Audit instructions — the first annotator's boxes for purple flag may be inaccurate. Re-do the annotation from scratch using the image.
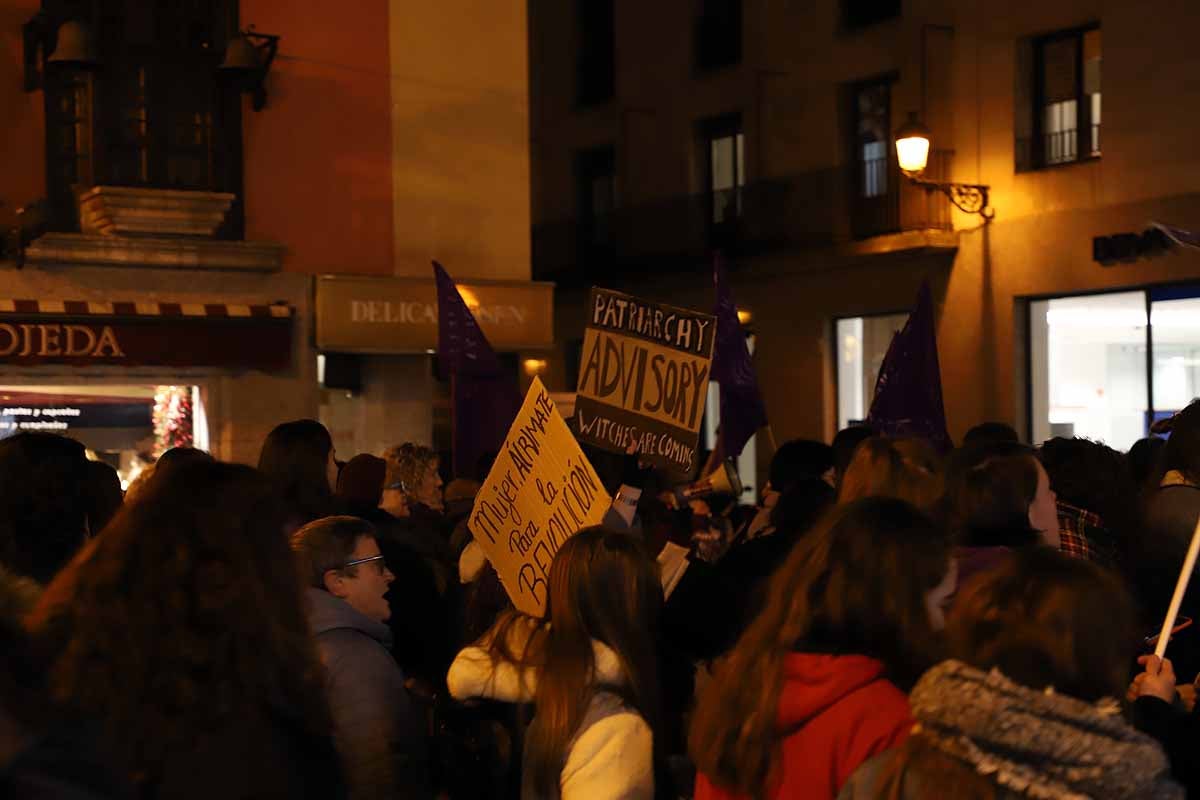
[866,282,951,451]
[711,256,768,458]
[433,261,520,477]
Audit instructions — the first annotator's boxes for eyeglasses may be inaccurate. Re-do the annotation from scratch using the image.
[343,554,387,571]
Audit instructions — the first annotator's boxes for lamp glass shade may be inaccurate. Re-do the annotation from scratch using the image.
[219,34,260,73]
[47,20,98,67]
[896,134,930,174]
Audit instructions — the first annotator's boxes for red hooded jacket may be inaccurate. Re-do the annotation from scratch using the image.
[695,653,912,799]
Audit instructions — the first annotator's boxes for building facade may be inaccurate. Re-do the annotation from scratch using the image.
[0,0,543,479]
[530,0,1200,461]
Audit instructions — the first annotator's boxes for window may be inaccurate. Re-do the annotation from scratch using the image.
[576,0,614,106]
[1028,286,1200,450]
[43,1,242,233]
[843,0,901,30]
[836,312,910,429]
[574,146,616,248]
[1017,26,1100,170]
[701,115,744,226]
[855,80,891,198]
[696,0,742,71]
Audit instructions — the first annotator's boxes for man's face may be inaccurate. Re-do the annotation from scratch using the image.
[335,536,394,622]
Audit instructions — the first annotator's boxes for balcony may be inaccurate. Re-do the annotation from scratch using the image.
[533,150,955,282]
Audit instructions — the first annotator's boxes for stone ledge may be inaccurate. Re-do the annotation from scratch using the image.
[78,186,236,238]
[837,228,960,258]
[25,233,285,272]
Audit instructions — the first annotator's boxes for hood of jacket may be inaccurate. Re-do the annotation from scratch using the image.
[911,660,1182,800]
[305,587,393,650]
[448,624,628,705]
[775,653,893,734]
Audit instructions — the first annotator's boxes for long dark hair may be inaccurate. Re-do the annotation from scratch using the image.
[487,527,662,800]
[689,498,951,797]
[258,419,336,524]
[949,547,1137,702]
[26,461,334,781]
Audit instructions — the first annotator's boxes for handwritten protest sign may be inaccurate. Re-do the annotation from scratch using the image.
[468,377,611,617]
[575,288,716,478]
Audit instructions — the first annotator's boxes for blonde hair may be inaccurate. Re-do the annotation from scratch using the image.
[837,437,944,511]
[382,443,437,499]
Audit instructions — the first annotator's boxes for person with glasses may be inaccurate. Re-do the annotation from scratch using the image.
[292,516,432,800]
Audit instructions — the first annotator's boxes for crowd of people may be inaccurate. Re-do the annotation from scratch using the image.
[3,400,1200,799]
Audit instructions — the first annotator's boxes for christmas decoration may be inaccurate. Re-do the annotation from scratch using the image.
[153,386,193,455]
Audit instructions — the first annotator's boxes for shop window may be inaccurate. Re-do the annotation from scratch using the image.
[42,0,243,234]
[701,114,744,227]
[1028,287,1200,450]
[574,146,617,249]
[843,0,900,30]
[1016,26,1100,171]
[696,0,742,72]
[836,312,909,430]
[576,0,615,106]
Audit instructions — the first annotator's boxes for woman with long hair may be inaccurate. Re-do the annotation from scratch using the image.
[258,419,339,528]
[841,548,1181,799]
[837,436,944,511]
[690,497,955,799]
[447,526,663,799]
[24,460,343,798]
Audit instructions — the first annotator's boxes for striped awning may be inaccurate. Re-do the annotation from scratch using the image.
[0,300,292,319]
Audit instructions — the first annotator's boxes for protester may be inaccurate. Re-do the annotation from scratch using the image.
[831,424,877,489]
[1130,435,1168,493]
[448,526,662,799]
[336,454,391,523]
[82,459,123,536]
[944,443,1058,588]
[741,439,833,542]
[0,432,90,585]
[962,421,1020,447]
[258,419,340,528]
[690,497,955,799]
[1039,436,1129,567]
[841,548,1182,799]
[24,460,344,798]
[1132,400,1200,684]
[1132,653,1200,796]
[382,442,445,517]
[292,515,431,800]
[837,436,943,511]
[151,445,214,485]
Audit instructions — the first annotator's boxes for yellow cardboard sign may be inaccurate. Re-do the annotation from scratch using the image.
[468,377,611,616]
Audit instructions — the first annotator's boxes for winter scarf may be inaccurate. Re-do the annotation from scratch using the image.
[910,660,1182,800]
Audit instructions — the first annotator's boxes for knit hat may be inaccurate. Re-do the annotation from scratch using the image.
[336,454,387,508]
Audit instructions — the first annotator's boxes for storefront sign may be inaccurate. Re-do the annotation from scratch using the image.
[574,288,716,478]
[468,377,610,617]
[0,301,293,369]
[316,276,554,353]
[0,401,152,435]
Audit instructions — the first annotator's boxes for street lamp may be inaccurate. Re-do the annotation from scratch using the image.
[894,113,994,220]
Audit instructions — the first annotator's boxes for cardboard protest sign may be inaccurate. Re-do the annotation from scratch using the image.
[575,288,716,478]
[468,377,611,617]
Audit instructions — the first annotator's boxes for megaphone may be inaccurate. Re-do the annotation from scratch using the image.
[675,460,743,505]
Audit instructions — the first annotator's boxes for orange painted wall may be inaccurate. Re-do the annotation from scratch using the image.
[0,1,48,229]
[240,0,394,276]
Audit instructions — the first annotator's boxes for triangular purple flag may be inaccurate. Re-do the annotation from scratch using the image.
[866,282,951,451]
[711,255,768,458]
[433,261,520,477]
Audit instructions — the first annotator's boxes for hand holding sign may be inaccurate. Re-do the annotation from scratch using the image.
[468,377,611,617]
